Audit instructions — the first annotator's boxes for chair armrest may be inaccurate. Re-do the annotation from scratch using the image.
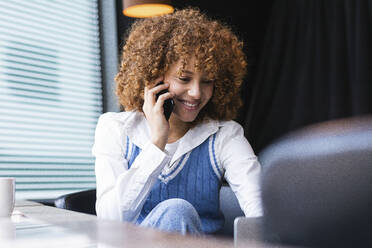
[54,189,96,215]
[234,216,264,246]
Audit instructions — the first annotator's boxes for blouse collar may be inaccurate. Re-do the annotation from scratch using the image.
[124,111,220,163]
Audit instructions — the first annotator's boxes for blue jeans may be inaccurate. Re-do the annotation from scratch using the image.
[139,198,202,235]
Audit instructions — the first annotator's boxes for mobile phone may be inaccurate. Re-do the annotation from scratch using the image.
[155,82,174,121]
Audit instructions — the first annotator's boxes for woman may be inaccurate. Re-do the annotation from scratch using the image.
[93,8,262,235]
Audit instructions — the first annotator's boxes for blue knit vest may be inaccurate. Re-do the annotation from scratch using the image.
[124,134,224,234]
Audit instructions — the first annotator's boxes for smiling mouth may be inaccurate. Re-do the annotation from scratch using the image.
[179,100,200,110]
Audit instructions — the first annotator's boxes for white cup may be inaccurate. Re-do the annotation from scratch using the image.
[0,178,15,218]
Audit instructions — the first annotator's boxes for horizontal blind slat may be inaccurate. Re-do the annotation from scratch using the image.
[16,190,95,200]
[0,131,94,143]
[0,42,101,69]
[0,106,100,124]
[0,90,102,107]
[0,164,94,170]
[1,143,92,153]
[0,109,100,124]
[0,83,102,102]
[0,157,95,163]
[0,118,97,132]
[0,137,94,147]
[0,93,102,112]
[16,184,96,190]
[1,171,95,176]
[0,65,101,84]
[1,55,101,78]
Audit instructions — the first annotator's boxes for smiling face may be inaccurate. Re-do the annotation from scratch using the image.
[164,57,214,123]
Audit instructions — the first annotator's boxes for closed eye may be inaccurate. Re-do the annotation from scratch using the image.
[179,77,191,82]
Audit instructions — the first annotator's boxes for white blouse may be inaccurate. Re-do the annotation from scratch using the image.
[92,111,263,222]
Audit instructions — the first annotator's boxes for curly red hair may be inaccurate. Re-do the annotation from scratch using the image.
[115,8,247,123]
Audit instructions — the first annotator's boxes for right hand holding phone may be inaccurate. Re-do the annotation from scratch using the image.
[143,78,174,151]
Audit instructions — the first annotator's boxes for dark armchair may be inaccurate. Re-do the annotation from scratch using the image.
[258,115,372,247]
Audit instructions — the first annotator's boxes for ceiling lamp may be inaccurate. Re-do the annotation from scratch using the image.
[123,0,174,18]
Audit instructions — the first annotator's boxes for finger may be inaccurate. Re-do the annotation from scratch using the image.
[153,77,164,86]
[148,82,170,97]
[154,92,174,108]
[144,86,151,102]
[144,86,158,108]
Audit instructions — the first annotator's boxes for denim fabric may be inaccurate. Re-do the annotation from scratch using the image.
[139,198,202,235]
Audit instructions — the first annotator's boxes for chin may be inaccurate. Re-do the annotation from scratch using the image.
[173,112,198,123]
[179,116,197,123]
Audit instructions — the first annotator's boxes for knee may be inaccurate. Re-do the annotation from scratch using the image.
[143,198,202,234]
[157,198,198,218]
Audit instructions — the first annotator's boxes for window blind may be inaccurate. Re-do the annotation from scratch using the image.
[0,0,102,199]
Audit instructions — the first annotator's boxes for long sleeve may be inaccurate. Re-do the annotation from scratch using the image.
[217,122,263,217]
[92,113,171,222]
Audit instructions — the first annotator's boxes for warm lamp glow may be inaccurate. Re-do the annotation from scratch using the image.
[123,0,174,18]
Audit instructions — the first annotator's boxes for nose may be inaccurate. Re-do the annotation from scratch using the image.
[187,81,201,99]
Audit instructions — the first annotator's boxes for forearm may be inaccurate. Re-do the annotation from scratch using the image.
[95,142,171,222]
